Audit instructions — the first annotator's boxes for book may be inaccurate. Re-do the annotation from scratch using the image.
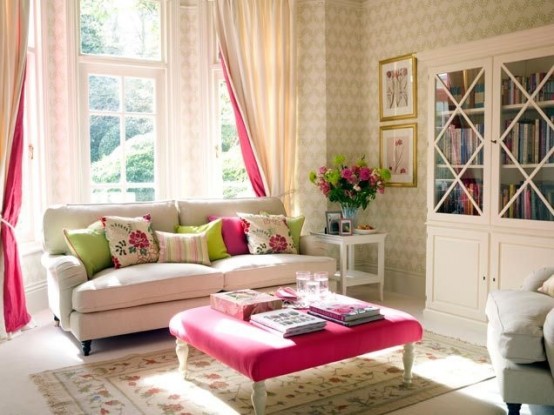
[210,289,283,321]
[250,319,325,337]
[249,309,326,335]
[307,310,385,327]
[308,295,380,321]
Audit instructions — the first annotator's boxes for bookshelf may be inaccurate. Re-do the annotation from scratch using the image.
[419,25,554,329]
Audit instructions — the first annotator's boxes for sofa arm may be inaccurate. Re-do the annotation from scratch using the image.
[545,309,554,380]
[41,253,87,330]
[520,267,554,292]
[299,235,330,256]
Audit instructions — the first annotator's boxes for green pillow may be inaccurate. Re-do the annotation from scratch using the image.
[286,216,305,251]
[175,218,230,261]
[63,228,113,278]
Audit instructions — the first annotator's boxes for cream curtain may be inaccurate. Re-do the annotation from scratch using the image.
[0,0,30,340]
[212,0,297,212]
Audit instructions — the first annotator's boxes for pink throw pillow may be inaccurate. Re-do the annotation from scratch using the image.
[208,215,249,256]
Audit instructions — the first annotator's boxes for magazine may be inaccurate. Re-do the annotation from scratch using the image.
[250,309,326,335]
[308,295,380,321]
[307,310,385,326]
[250,319,325,337]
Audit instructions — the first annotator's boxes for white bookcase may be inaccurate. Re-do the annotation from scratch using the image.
[418,25,554,328]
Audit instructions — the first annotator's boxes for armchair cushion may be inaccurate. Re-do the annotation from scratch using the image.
[544,309,554,379]
[520,266,554,291]
[486,289,554,364]
[538,275,554,297]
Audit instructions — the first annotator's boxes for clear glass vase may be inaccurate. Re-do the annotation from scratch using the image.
[340,205,359,229]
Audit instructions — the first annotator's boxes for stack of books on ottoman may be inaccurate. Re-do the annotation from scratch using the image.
[250,309,327,337]
[307,294,384,326]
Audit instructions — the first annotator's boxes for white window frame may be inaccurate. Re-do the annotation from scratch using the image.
[17,0,46,247]
[78,62,166,202]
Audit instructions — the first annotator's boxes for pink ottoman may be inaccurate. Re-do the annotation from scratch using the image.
[169,305,422,415]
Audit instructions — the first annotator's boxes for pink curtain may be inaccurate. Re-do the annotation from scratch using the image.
[220,53,266,197]
[2,74,30,333]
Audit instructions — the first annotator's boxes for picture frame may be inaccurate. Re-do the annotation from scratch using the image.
[380,123,417,187]
[339,219,352,236]
[325,211,342,235]
[379,54,417,121]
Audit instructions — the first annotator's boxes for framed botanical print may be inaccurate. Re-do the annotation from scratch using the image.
[380,123,417,187]
[379,54,417,121]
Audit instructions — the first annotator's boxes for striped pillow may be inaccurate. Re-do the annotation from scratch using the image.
[155,231,211,265]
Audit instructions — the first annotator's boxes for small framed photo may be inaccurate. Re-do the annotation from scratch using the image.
[379,53,417,121]
[339,219,352,236]
[325,211,341,235]
[380,123,417,187]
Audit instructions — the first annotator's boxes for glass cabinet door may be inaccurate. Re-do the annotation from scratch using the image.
[497,54,554,222]
[432,67,487,217]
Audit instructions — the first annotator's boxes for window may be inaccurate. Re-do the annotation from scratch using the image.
[79,0,163,202]
[216,77,254,198]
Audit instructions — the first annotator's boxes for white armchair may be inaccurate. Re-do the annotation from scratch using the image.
[485,267,554,415]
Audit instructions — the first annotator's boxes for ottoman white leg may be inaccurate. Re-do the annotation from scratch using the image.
[402,342,415,385]
[175,339,189,379]
[251,380,267,415]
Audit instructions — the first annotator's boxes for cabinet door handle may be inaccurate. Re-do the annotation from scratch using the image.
[482,276,486,281]
[491,140,497,144]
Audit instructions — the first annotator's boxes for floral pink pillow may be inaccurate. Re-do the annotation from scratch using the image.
[237,213,297,255]
[101,214,159,268]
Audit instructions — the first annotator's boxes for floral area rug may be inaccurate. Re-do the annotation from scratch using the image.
[31,331,494,415]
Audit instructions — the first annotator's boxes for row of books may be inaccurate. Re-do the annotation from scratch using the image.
[500,182,554,221]
[435,179,483,216]
[438,124,484,166]
[502,116,554,165]
[501,73,554,105]
[446,83,485,109]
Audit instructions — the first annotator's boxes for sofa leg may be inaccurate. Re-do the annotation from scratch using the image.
[507,403,521,415]
[81,340,92,356]
[53,315,60,327]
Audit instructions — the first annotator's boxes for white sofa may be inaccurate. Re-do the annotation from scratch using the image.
[485,267,554,415]
[42,197,336,355]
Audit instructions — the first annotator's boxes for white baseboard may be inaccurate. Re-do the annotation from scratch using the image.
[25,280,48,314]
[423,308,487,346]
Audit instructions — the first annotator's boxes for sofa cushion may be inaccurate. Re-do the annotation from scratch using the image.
[486,289,554,364]
[213,254,336,291]
[102,214,159,268]
[43,200,179,255]
[521,267,554,291]
[72,263,224,313]
[260,211,305,251]
[63,228,113,278]
[538,274,554,297]
[175,218,230,261]
[156,231,211,265]
[208,215,249,256]
[177,197,287,226]
[238,213,297,254]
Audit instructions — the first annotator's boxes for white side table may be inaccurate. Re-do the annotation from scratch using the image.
[310,232,387,300]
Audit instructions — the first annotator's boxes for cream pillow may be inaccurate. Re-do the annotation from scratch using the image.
[538,274,554,297]
[237,212,296,255]
[102,214,159,268]
[156,231,211,265]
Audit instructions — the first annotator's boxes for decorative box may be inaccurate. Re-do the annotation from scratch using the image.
[210,289,283,321]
